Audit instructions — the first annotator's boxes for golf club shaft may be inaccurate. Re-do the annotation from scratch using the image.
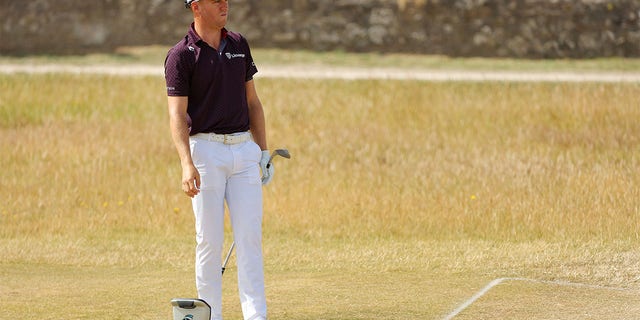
[222,148,290,275]
[222,157,271,274]
[267,153,277,167]
[221,242,235,275]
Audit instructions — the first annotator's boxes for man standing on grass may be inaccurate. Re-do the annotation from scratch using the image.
[164,0,271,319]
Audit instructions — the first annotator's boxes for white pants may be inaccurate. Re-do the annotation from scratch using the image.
[189,136,267,320]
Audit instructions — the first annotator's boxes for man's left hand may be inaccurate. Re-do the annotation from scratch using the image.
[260,150,274,185]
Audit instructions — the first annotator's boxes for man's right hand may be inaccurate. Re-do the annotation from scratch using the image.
[182,164,201,198]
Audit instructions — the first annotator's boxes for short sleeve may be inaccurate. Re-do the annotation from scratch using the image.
[164,47,193,96]
[242,38,258,81]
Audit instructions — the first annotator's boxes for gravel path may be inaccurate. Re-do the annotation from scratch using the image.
[1,63,639,82]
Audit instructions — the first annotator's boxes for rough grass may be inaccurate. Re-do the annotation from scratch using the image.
[1,73,639,319]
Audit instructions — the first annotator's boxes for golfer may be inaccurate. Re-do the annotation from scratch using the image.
[164,0,271,319]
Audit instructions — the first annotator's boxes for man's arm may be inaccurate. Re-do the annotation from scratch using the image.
[246,79,274,185]
[246,79,268,151]
[167,96,200,198]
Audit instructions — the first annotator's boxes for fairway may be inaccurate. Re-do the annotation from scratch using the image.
[1,67,639,319]
[448,278,640,319]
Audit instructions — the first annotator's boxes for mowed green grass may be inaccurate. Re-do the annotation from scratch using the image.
[455,279,640,320]
[1,72,639,319]
[3,46,640,72]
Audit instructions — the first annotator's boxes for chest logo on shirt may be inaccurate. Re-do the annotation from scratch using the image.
[225,53,246,59]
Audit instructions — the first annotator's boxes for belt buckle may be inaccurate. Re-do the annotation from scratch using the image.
[223,134,230,144]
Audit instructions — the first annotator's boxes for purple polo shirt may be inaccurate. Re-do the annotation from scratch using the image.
[165,24,258,135]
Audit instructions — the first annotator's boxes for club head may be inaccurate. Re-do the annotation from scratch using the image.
[273,148,291,159]
[267,149,291,167]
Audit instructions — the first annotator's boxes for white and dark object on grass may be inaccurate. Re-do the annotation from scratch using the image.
[171,298,211,320]
[222,148,291,275]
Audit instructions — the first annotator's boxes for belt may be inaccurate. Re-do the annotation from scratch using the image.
[192,131,252,145]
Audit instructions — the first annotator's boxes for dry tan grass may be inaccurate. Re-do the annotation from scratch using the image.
[262,79,640,242]
[1,73,639,319]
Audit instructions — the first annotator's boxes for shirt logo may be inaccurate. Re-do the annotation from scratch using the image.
[225,53,245,59]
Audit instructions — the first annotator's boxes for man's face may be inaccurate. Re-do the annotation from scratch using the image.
[195,0,228,28]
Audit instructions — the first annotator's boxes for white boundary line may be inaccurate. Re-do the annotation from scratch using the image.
[442,277,632,320]
[1,64,640,82]
[258,66,640,83]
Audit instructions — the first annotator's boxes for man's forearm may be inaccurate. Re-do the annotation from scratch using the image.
[170,114,193,167]
[249,105,267,150]
[167,96,193,167]
[246,80,268,150]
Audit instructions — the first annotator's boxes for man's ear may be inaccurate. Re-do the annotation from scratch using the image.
[191,2,200,15]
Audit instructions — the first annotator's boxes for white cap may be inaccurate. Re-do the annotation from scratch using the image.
[184,0,198,8]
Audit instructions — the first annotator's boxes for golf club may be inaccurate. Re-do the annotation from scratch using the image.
[221,242,235,275]
[267,148,290,168]
[221,148,291,275]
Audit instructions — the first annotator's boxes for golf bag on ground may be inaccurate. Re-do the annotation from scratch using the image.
[171,298,211,320]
